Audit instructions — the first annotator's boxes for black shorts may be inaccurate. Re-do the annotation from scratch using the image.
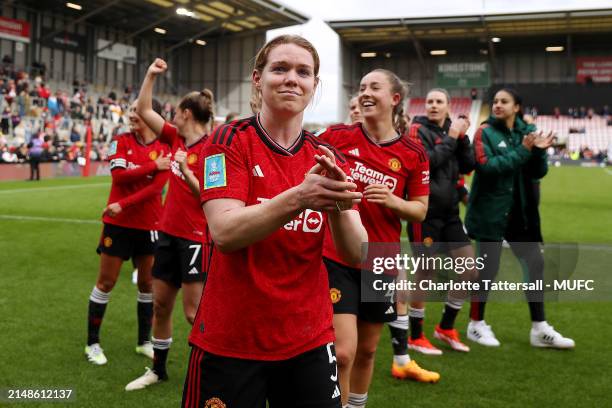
[152,232,208,288]
[182,343,341,408]
[408,214,471,256]
[325,258,396,323]
[96,223,158,260]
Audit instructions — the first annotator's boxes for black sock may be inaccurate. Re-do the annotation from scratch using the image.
[408,307,425,340]
[87,287,110,345]
[528,302,546,322]
[388,315,408,356]
[137,292,153,345]
[152,337,172,379]
[470,300,486,321]
[440,303,461,330]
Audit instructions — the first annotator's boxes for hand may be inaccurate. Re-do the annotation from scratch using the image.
[147,58,167,76]
[103,202,122,218]
[296,174,362,212]
[364,183,397,209]
[449,116,470,139]
[155,153,171,170]
[533,130,554,149]
[174,149,188,170]
[522,133,536,151]
[308,145,348,182]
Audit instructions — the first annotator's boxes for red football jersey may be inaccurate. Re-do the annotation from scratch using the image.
[104,132,169,230]
[191,115,349,361]
[158,122,208,242]
[319,123,430,266]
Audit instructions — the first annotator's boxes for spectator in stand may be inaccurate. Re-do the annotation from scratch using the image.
[470,88,478,100]
[587,107,595,120]
[70,124,81,143]
[578,106,587,118]
[27,132,44,181]
[1,106,10,135]
[38,82,51,100]
[602,105,610,118]
[553,107,561,119]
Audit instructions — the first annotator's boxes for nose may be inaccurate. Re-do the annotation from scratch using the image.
[284,69,298,85]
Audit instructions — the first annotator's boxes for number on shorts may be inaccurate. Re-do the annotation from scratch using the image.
[326,342,338,382]
[188,244,201,266]
[150,230,159,243]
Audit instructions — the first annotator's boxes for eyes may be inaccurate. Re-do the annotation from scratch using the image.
[270,64,312,77]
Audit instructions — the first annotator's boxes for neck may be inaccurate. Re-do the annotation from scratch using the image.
[505,115,516,130]
[182,121,206,145]
[363,117,397,142]
[435,117,445,128]
[136,127,157,144]
[259,105,304,148]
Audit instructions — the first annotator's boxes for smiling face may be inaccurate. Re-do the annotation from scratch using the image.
[128,100,144,134]
[492,90,520,121]
[426,90,450,124]
[252,43,318,117]
[349,96,363,123]
[358,71,400,123]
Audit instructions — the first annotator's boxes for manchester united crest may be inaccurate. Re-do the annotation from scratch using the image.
[188,153,198,165]
[103,237,113,248]
[204,397,226,408]
[423,237,434,247]
[330,288,342,304]
[388,158,402,172]
[149,151,159,160]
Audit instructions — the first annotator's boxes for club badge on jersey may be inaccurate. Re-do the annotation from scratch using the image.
[108,141,117,156]
[204,153,226,189]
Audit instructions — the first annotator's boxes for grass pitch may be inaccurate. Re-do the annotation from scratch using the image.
[1,166,610,407]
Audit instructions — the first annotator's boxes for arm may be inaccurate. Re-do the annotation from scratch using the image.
[117,170,169,210]
[327,209,368,265]
[473,126,531,175]
[175,149,200,197]
[412,124,457,170]
[364,185,429,222]
[136,59,167,137]
[456,134,476,174]
[203,174,361,253]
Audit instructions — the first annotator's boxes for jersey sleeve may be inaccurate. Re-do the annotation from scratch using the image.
[108,136,127,170]
[160,121,179,146]
[200,126,249,204]
[406,155,430,198]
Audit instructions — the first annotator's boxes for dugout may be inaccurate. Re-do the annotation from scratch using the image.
[327,9,612,118]
[1,0,307,115]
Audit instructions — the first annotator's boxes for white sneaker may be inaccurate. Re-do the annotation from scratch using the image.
[125,368,162,391]
[135,341,154,359]
[530,322,575,349]
[85,343,108,365]
[467,320,501,347]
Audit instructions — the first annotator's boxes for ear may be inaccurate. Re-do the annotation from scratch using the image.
[252,70,261,91]
[392,92,401,109]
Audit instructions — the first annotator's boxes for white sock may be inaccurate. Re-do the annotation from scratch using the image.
[347,392,368,408]
[532,321,547,330]
[389,314,408,330]
[393,354,410,365]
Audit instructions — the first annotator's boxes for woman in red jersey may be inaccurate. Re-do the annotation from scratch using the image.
[318,69,439,407]
[182,35,367,408]
[85,99,170,366]
[125,59,215,390]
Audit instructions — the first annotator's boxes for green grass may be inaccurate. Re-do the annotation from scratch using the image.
[1,167,611,407]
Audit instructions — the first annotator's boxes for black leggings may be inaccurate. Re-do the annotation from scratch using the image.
[471,236,545,322]
[30,157,41,180]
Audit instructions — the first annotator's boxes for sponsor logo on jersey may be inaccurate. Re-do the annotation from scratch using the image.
[348,148,360,157]
[257,198,323,233]
[108,141,117,156]
[423,236,434,247]
[421,170,430,184]
[385,306,395,315]
[388,158,402,172]
[332,385,341,399]
[149,151,159,160]
[204,154,226,189]
[351,161,398,192]
[498,140,507,148]
[188,267,199,275]
[204,397,226,408]
[170,161,186,181]
[187,153,198,165]
[127,149,132,155]
[330,288,342,304]
[103,237,113,248]
[252,164,264,177]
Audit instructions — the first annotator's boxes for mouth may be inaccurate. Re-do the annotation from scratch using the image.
[279,90,301,96]
[361,100,375,108]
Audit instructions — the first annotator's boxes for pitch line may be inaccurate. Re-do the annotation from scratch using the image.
[0,214,99,224]
[0,182,108,194]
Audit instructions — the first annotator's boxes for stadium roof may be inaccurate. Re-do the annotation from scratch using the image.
[328,9,612,45]
[20,0,308,50]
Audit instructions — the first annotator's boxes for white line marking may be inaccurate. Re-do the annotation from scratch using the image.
[0,182,108,194]
[0,214,99,224]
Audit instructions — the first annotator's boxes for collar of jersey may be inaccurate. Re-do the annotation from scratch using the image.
[359,122,402,147]
[254,114,305,156]
[185,133,208,149]
[132,132,157,147]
